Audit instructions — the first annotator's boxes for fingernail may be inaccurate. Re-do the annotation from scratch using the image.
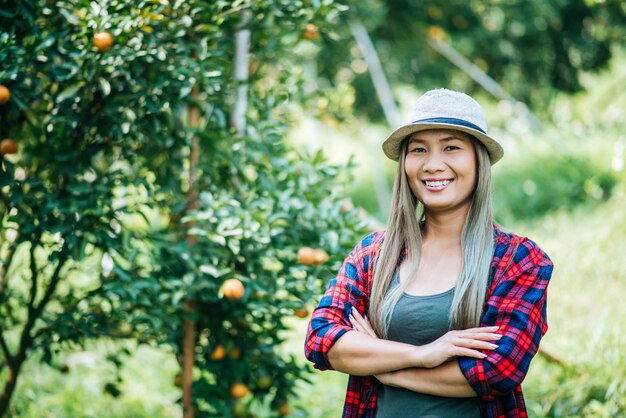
[490,326,499,330]
[495,334,503,339]
[481,353,488,358]
[490,344,499,349]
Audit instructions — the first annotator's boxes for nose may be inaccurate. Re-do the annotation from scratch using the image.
[422,150,446,172]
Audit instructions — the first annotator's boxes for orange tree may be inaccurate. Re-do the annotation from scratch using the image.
[0,1,366,416]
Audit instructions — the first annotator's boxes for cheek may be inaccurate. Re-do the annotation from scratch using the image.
[404,158,419,177]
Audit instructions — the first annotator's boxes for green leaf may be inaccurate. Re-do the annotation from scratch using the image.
[56,83,83,103]
[59,8,80,26]
[98,77,111,96]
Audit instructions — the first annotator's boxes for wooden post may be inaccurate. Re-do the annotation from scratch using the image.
[427,37,544,133]
[348,18,394,218]
[231,11,251,138]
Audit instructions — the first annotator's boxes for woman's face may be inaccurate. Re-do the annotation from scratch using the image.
[404,129,477,215]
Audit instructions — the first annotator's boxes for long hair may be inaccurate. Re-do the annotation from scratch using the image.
[368,135,494,337]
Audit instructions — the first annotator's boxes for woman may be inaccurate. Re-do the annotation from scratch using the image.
[305,89,553,418]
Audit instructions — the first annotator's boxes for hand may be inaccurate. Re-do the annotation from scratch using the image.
[349,308,378,339]
[417,326,502,368]
[374,371,394,386]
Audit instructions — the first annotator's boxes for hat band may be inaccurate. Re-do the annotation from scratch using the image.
[411,117,487,135]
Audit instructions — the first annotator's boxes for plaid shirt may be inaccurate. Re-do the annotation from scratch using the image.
[305,226,553,418]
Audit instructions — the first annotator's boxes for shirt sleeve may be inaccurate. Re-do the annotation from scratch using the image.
[304,232,379,371]
[458,239,554,397]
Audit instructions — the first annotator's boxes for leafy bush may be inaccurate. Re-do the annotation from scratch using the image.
[493,153,616,222]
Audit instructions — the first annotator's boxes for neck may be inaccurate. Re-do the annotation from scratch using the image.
[422,205,470,243]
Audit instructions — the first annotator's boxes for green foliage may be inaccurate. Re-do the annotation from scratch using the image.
[315,0,626,120]
[0,0,367,416]
[493,151,616,223]
[7,344,180,417]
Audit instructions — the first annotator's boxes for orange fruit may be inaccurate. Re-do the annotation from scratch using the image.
[297,247,317,265]
[229,346,241,360]
[302,23,319,40]
[294,308,309,318]
[94,31,113,51]
[0,139,18,155]
[427,26,447,41]
[222,278,245,300]
[277,403,291,416]
[256,375,272,390]
[0,85,10,105]
[339,199,354,213]
[298,247,329,265]
[313,249,329,265]
[230,382,250,399]
[211,344,226,360]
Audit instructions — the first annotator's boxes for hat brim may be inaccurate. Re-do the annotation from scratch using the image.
[382,122,504,165]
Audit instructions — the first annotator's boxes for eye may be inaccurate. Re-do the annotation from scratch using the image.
[409,146,426,153]
[444,145,460,151]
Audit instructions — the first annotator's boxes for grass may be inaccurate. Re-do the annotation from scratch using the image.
[5,343,181,418]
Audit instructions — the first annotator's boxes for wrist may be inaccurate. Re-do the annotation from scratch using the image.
[376,370,396,386]
[409,345,427,368]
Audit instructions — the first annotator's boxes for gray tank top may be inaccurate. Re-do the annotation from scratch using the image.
[375,284,481,418]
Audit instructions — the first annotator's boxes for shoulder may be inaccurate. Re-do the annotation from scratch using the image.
[347,230,387,275]
[493,225,553,272]
[354,229,386,255]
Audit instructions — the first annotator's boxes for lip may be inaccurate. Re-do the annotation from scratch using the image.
[422,178,453,192]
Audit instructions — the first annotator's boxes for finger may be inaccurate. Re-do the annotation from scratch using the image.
[456,338,499,351]
[351,314,376,338]
[459,326,500,334]
[361,316,377,337]
[456,330,502,341]
[351,310,368,328]
[352,309,364,320]
[455,347,490,360]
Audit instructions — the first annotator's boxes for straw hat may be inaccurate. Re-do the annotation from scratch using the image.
[382,88,504,164]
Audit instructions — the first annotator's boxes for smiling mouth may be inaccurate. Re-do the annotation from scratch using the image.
[423,179,452,191]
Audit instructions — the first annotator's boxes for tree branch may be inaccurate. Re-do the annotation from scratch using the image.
[0,330,13,367]
[0,189,11,218]
[28,242,39,311]
[0,236,19,298]
[33,245,69,318]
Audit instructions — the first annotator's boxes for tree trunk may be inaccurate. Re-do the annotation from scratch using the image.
[182,85,201,418]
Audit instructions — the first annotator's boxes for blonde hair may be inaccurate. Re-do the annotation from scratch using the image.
[369,134,494,337]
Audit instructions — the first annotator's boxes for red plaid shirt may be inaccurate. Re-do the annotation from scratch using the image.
[305,226,553,418]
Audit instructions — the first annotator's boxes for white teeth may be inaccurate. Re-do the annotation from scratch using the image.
[425,180,451,187]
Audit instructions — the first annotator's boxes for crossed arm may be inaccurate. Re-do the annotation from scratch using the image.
[327,309,501,397]
[304,232,553,400]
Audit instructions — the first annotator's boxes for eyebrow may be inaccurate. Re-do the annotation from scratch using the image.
[408,135,465,144]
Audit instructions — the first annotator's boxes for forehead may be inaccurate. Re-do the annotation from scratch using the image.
[408,129,473,143]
